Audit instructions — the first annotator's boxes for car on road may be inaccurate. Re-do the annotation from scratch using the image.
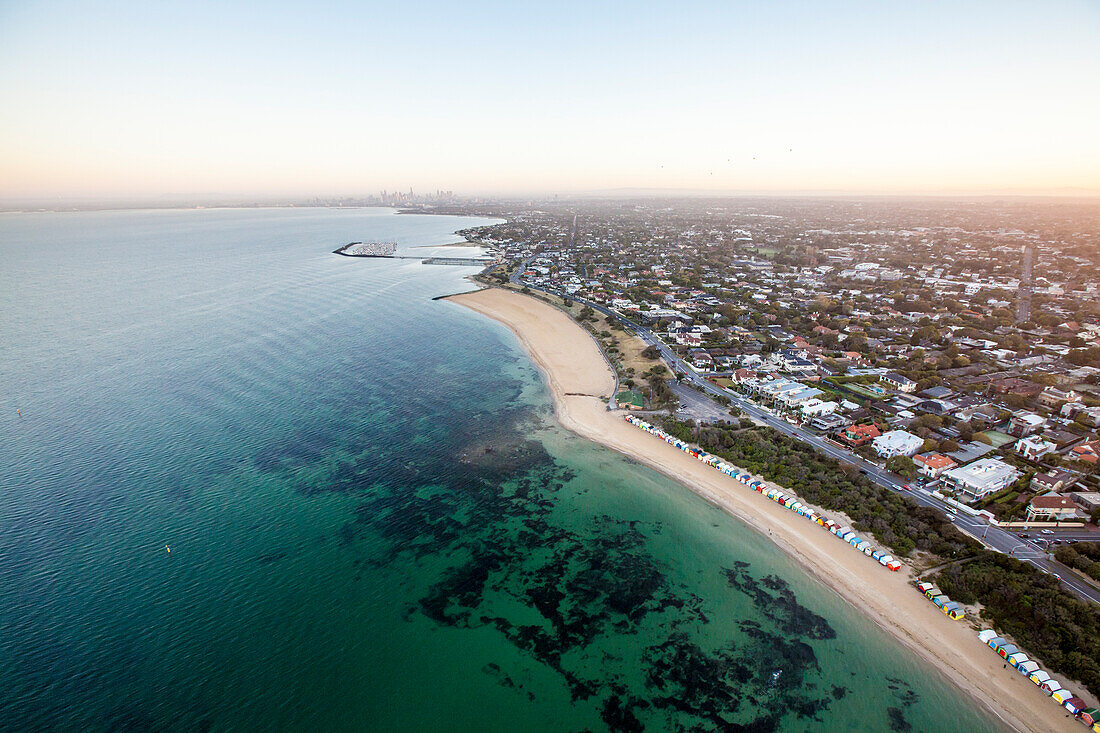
[1041,529,1054,535]
[1018,533,1030,538]
[902,484,912,491]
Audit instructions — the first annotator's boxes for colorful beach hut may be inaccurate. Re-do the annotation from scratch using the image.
[946,606,965,620]
[1041,678,1063,695]
[1016,661,1039,676]
[1006,652,1028,669]
[997,644,1018,659]
[977,629,997,643]
[886,560,902,571]
[1063,698,1087,716]
[1028,670,1050,686]
[932,595,950,608]
[927,587,944,601]
[1051,688,1074,705]
[1078,708,1099,725]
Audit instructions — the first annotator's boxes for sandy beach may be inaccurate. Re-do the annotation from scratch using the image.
[448,285,1079,733]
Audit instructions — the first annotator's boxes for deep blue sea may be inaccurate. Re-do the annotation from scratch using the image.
[0,208,1001,731]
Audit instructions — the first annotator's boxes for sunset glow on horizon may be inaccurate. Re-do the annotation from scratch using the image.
[1,0,1098,200]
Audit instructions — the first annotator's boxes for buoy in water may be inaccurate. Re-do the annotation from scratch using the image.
[165,545,171,553]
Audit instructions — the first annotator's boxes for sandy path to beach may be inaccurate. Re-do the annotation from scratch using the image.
[448,285,1080,733]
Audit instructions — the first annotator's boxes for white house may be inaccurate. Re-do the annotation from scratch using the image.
[1014,435,1056,461]
[872,430,924,459]
[941,458,1021,501]
[799,399,838,417]
[1008,412,1046,437]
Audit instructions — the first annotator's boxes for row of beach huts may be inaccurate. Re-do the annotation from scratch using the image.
[624,416,904,573]
[914,581,967,620]
[623,415,1099,726]
[976,628,1099,727]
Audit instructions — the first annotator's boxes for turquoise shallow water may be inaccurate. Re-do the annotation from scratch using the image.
[0,208,1002,731]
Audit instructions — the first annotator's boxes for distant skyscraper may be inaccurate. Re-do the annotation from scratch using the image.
[1016,244,1034,324]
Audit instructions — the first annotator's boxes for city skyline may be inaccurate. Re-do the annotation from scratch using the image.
[2,0,1099,200]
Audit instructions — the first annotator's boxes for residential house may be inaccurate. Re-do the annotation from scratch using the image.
[1014,435,1056,461]
[1070,439,1099,465]
[1038,386,1080,410]
[881,372,918,393]
[913,453,958,479]
[799,399,837,417]
[1063,403,1100,428]
[1070,492,1100,513]
[1032,469,1077,493]
[777,349,817,375]
[1007,412,1046,438]
[872,430,924,459]
[809,412,848,432]
[840,423,881,447]
[1025,495,1080,522]
[732,368,757,383]
[688,349,713,370]
[941,458,1022,501]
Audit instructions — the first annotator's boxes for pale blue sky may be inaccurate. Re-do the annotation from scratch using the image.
[2,0,1098,197]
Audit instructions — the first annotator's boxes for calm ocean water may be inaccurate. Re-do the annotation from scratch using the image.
[0,208,1001,731]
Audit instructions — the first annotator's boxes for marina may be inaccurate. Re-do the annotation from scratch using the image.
[333,242,492,267]
[333,240,398,257]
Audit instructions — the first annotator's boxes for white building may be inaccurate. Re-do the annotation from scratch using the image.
[799,399,838,417]
[1008,412,1046,437]
[1014,435,1056,461]
[941,458,1022,501]
[872,430,924,459]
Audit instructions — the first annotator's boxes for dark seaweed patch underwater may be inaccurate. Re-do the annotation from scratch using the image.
[260,400,921,732]
[0,209,996,733]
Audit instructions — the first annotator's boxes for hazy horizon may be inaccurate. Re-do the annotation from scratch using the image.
[2,0,1098,199]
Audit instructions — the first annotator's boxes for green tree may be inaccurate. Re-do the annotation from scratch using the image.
[886,455,918,478]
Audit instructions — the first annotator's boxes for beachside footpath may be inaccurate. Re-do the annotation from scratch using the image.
[447,285,1084,733]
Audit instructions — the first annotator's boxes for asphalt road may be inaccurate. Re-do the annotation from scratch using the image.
[506,272,1100,604]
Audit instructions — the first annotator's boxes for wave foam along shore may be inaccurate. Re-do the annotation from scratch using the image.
[446,284,1079,733]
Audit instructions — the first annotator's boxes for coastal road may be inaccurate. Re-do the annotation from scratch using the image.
[514,277,1100,605]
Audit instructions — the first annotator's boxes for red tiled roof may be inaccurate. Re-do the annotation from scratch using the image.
[1029,496,1077,510]
[914,453,956,469]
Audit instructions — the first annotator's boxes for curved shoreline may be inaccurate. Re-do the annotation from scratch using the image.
[446,285,1077,733]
